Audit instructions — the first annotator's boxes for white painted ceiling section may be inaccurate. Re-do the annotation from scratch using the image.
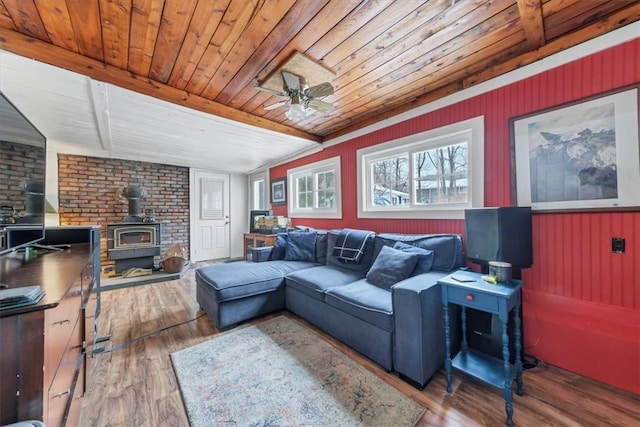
[0,51,319,174]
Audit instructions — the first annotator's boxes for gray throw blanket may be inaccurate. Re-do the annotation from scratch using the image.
[332,229,374,264]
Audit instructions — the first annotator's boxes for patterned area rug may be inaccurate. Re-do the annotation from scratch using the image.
[171,316,425,426]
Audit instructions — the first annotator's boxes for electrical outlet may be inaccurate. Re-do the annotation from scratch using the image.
[611,237,625,253]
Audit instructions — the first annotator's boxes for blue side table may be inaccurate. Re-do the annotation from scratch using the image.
[439,271,523,426]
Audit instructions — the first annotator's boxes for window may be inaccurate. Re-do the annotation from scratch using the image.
[288,156,341,218]
[358,116,484,219]
[250,171,267,210]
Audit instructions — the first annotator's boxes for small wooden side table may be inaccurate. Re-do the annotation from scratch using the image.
[243,233,277,260]
[439,271,523,426]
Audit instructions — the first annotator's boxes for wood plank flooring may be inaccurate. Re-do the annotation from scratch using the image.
[80,264,639,426]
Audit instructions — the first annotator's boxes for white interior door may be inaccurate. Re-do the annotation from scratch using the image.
[190,169,230,261]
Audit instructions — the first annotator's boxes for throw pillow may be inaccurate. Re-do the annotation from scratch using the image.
[270,234,287,260]
[284,231,317,262]
[393,241,435,275]
[366,245,419,290]
[414,235,461,271]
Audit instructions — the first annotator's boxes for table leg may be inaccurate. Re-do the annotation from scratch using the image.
[460,306,468,352]
[514,301,523,396]
[502,318,514,426]
[444,303,452,393]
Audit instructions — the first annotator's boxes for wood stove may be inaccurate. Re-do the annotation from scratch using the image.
[107,222,161,273]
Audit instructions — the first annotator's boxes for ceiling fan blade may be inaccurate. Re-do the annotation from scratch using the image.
[307,99,334,113]
[255,86,287,97]
[306,82,334,98]
[264,100,289,110]
[282,71,300,92]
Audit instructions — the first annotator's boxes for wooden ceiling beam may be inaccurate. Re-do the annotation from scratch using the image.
[544,0,637,42]
[315,24,524,134]
[463,3,640,88]
[324,4,639,139]
[0,28,321,142]
[517,0,546,50]
[294,1,512,129]
[301,5,520,132]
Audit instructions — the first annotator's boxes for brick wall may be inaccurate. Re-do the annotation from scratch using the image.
[57,154,190,267]
[0,141,46,214]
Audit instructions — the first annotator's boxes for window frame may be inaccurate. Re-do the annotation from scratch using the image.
[249,170,268,210]
[357,116,484,219]
[287,156,342,219]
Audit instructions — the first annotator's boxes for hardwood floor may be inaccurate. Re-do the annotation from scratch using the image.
[80,264,639,427]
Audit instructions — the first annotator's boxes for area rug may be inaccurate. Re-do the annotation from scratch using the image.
[170,316,425,426]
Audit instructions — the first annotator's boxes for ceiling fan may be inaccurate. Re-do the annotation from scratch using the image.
[258,71,335,121]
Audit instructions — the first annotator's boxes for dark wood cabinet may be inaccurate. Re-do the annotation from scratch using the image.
[0,226,101,426]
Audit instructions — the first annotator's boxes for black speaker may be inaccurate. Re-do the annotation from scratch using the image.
[465,307,523,364]
[464,207,532,267]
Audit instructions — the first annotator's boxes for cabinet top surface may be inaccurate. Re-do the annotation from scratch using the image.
[0,244,92,317]
[438,272,523,298]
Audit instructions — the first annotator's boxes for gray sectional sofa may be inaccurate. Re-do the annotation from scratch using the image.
[195,228,463,388]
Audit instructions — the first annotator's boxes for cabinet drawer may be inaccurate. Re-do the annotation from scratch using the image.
[447,287,499,312]
[46,320,82,427]
[45,294,82,383]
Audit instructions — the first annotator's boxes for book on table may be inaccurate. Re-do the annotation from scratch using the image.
[0,285,45,310]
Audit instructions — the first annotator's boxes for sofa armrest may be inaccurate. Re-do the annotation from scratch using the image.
[392,272,460,388]
[250,246,273,262]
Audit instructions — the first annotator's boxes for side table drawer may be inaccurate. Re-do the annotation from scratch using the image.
[447,286,499,312]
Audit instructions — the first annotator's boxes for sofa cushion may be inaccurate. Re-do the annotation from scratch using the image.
[315,230,328,264]
[326,229,376,272]
[270,234,287,260]
[195,260,317,302]
[284,231,317,262]
[285,265,365,302]
[374,233,462,272]
[366,245,419,290]
[271,230,328,263]
[393,241,435,275]
[324,279,393,331]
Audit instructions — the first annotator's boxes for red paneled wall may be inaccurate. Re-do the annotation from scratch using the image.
[271,39,640,394]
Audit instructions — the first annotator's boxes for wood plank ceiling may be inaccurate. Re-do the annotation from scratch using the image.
[0,0,638,143]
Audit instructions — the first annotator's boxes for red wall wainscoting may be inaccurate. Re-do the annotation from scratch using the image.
[271,39,640,394]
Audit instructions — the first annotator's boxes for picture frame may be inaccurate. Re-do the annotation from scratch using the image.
[511,85,640,212]
[271,178,287,205]
[249,210,270,233]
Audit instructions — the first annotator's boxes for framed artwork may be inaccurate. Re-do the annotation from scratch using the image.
[271,178,287,205]
[511,85,640,212]
[249,210,270,233]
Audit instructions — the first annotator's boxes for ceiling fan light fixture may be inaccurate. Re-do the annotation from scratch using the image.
[285,103,312,121]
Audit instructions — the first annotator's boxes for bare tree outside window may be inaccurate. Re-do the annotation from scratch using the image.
[414,142,468,204]
[317,171,335,208]
[372,155,410,205]
[297,175,312,208]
